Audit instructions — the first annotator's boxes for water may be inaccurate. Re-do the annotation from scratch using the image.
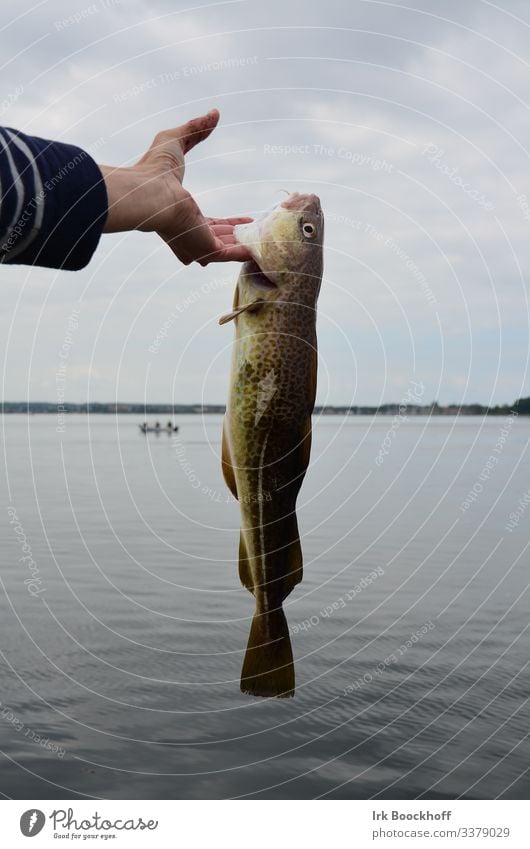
[1,413,528,799]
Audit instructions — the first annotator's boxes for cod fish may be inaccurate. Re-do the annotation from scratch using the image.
[220,192,324,698]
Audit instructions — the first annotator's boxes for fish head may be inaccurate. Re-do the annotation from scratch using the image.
[234,192,324,297]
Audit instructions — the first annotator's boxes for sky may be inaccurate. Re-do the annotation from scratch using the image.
[1,0,529,406]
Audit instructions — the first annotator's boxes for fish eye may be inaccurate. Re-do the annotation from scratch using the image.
[302,222,316,238]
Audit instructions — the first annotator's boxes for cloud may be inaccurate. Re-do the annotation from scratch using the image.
[1,0,529,404]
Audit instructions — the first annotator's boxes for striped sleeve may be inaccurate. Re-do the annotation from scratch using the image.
[0,127,108,270]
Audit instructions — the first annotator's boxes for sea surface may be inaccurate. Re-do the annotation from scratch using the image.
[0,413,528,799]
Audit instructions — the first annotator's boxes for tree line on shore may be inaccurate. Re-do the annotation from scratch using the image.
[1,398,529,415]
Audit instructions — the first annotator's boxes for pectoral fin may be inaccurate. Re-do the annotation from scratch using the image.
[299,414,313,474]
[221,421,238,499]
[219,300,264,326]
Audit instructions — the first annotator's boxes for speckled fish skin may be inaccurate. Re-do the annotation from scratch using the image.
[221,192,324,698]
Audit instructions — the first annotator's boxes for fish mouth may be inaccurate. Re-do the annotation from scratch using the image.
[234,221,280,288]
[245,259,278,291]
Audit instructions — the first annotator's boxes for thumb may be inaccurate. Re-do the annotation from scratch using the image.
[174,108,220,154]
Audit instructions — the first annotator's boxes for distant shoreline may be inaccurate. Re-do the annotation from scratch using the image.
[1,401,528,416]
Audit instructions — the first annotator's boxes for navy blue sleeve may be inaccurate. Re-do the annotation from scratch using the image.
[0,127,108,270]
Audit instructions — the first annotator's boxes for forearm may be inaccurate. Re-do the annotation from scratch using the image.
[0,127,107,270]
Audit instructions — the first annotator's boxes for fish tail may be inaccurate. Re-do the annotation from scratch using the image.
[240,604,294,698]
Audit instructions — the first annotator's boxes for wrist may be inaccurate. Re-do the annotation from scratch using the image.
[100,165,168,233]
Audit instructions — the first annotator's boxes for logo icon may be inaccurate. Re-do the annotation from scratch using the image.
[20,809,45,837]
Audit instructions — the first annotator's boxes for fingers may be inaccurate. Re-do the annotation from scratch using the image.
[172,236,251,266]
[216,245,253,262]
[207,223,254,259]
[177,108,220,154]
[199,238,252,264]
[207,224,248,237]
[214,232,251,250]
[206,216,254,226]
[159,193,253,265]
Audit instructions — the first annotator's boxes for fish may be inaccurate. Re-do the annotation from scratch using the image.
[219,191,324,698]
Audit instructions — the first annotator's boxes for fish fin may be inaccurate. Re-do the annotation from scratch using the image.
[298,415,313,476]
[241,605,294,698]
[221,421,238,499]
[218,300,264,326]
[308,347,318,411]
[219,306,245,325]
[238,530,255,592]
[270,420,310,598]
[280,511,303,597]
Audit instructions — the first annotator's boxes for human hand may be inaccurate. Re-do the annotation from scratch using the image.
[101,108,252,265]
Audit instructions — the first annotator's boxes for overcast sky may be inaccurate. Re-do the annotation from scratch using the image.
[1,0,529,405]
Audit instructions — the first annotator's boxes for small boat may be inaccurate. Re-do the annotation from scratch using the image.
[139,422,179,434]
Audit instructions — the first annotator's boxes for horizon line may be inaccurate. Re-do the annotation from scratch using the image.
[0,400,525,409]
